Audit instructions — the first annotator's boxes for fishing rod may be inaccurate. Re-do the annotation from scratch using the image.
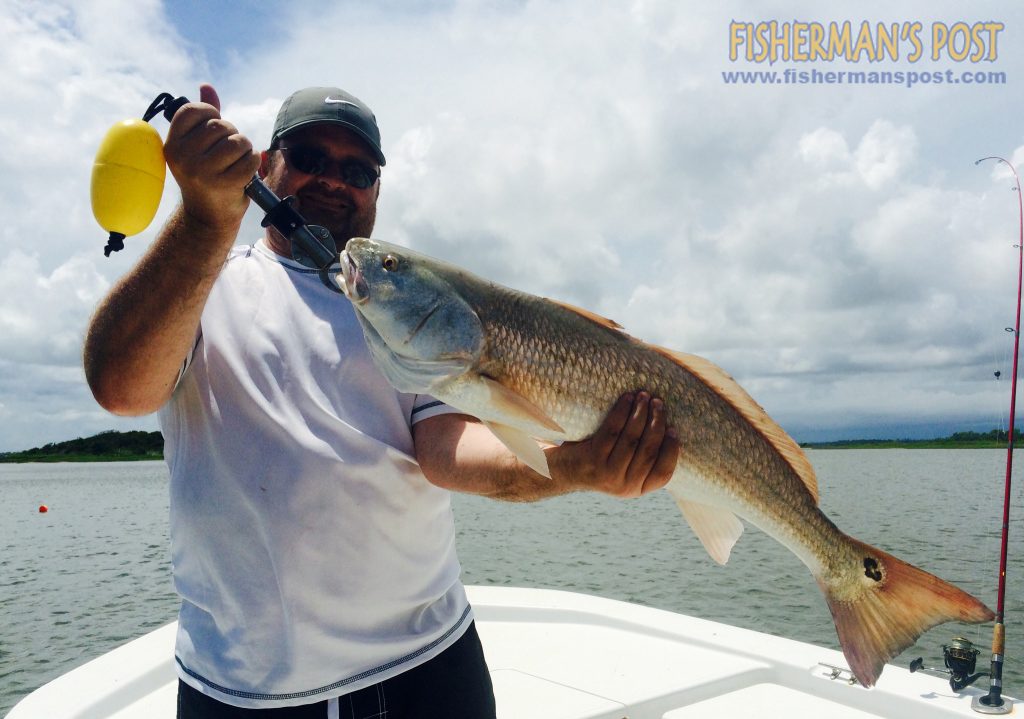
[91,91,343,292]
[973,155,1021,714]
[908,159,1021,711]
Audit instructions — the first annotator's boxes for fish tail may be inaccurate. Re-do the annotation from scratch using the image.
[819,536,993,687]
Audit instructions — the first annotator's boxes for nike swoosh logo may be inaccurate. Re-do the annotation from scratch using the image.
[324,97,359,107]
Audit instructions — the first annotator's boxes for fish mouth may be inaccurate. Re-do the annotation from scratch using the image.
[338,250,368,304]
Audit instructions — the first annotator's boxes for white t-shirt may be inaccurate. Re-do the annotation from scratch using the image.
[158,240,470,709]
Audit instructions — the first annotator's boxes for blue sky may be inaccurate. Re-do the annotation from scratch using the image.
[163,2,274,75]
[162,1,341,80]
[2,0,1024,451]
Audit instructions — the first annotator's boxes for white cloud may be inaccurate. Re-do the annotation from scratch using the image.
[0,251,109,364]
[854,120,918,189]
[798,128,851,169]
[0,0,197,449]
[1,0,1023,449]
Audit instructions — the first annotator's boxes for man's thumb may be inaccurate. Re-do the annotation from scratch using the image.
[199,83,220,112]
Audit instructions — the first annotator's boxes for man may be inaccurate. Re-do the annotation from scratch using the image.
[84,84,679,718]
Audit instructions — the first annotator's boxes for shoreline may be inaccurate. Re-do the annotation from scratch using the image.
[2,444,1016,463]
[1,429,1017,462]
[802,440,1014,450]
[0,454,164,464]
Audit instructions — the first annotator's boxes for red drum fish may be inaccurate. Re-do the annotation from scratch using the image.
[339,237,993,686]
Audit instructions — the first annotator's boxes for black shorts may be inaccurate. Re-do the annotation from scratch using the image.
[176,621,496,719]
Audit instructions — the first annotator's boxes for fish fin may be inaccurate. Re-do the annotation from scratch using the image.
[821,536,994,687]
[547,299,625,331]
[483,421,551,478]
[673,498,744,565]
[654,347,819,504]
[480,376,564,434]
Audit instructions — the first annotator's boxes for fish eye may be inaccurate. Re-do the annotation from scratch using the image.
[382,254,400,272]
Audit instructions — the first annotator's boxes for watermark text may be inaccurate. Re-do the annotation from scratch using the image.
[722,67,1007,88]
[728,21,1004,64]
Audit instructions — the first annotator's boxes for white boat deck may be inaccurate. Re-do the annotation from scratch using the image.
[7,586,1014,718]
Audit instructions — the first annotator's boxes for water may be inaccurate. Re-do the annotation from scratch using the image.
[1,451,1022,715]
[0,462,179,716]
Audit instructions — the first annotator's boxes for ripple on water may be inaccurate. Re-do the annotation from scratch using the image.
[1,452,1021,716]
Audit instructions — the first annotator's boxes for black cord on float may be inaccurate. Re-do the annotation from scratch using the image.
[142,94,189,123]
[103,232,126,257]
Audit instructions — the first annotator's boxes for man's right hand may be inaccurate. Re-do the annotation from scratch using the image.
[163,84,260,233]
[84,83,262,416]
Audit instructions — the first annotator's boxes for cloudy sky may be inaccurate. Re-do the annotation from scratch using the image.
[1,0,1023,451]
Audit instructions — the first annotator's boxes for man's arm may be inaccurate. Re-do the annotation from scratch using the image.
[83,84,260,415]
[414,392,680,501]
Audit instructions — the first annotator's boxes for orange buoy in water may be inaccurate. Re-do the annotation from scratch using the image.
[38,504,48,513]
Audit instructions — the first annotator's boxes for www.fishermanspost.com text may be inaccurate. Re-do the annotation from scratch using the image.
[721,67,1007,89]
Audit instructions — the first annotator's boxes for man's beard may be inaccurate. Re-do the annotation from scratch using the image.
[293,188,376,248]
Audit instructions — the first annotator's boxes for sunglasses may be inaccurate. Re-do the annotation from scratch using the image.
[275,145,380,189]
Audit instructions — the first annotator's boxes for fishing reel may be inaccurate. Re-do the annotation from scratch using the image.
[909,637,988,692]
[90,91,343,292]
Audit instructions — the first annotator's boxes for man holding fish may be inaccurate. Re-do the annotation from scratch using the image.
[83,84,680,719]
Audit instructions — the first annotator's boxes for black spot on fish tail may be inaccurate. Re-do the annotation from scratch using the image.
[863,557,883,582]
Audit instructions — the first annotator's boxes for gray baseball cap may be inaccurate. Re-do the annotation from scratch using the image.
[272,87,386,166]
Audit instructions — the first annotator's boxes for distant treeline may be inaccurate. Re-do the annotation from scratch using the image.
[1,427,1020,462]
[0,430,164,463]
[802,429,1024,450]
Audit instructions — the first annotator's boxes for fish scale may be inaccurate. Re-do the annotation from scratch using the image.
[339,237,993,687]
[474,291,812,533]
